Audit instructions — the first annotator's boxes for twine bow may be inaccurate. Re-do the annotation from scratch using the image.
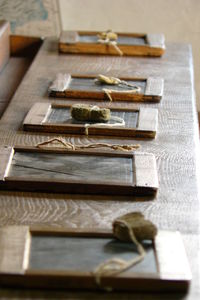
[95,74,141,101]
[97,30,123,56]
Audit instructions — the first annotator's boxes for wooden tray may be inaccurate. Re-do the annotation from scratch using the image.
[49,74,164,102]
[0,146,158,196]
[23,103,158,138]
[59,31,165,57]
[0,226,191,291]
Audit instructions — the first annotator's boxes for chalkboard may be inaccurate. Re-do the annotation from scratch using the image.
[0,226,191,291]
[49,74,164,103]
[23,103,158,138]
[59,31,165,57]
[0,146,158,196]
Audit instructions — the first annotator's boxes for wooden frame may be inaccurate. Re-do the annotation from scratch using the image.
[59,31,165,57]
[0,226,191,291]
[23,103,158,138]
[49,74,164,103]
[0,146,158,196]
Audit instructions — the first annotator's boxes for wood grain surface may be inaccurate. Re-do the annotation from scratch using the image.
[0,38,199,299]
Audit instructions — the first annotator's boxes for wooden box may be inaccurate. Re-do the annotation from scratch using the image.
[0,226,191,291]
[0,146,158,196]
[49,74,164,103]
[23,103,158,138]
[59,31,165,57]
[0,20,43,117]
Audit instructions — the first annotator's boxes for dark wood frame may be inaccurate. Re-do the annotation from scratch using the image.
[0,226,191,291]
[49,74,164,102]
[23,103,158,138]
[0,146,158,196]
[59,31,165,57]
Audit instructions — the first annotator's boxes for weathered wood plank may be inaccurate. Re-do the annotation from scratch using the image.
[145,77,164,99]
[60,31,79,44]
[0,226,30,274]
[146,34,165,49]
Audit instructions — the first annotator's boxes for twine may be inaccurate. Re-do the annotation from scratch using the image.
[36,138,140,152]
[93,220,146,288]
[97,30,123,56]
[94,75,141,102]
[84,115,125,135]
[103,88,140,102]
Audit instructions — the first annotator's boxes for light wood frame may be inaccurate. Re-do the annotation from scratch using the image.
[59,31,165,57]
[0,146,158,196]
[0,226,191,291]
[49,74,164,103]
[23,103,158,138]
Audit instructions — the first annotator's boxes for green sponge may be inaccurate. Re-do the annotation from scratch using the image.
[113,212,157,242]
[71,104,110,123]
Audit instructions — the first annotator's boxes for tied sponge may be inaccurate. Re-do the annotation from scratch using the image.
[71,104,110,122]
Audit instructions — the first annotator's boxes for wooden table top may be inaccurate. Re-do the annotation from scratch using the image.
[0,38,199,299]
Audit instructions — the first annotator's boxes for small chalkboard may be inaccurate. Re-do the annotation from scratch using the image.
[49,74,164,103]
[59,31,165,57]
[0,146,158,196]
[23,103,158,138]
[0,226,191,291]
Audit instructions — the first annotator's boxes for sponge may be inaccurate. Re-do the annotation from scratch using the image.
[71,104,110,123]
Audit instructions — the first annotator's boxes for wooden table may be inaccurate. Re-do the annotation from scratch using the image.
[0,36,199,299]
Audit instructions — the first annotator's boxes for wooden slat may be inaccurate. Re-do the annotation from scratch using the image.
[137,108,158,135]
[23,103,50,126]
[0,20,10,73]
[134,153,158,190]
[146,34,165,49]
[155,231,192,281]
[60,31,79,44]
[49,73,71,92]
[145,77,164,98]
[0,147,13,180]
[0,226,30,274]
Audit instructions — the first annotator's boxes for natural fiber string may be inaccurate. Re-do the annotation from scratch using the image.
[103,87,141,102]
[94,75,141,102]
[93,220,146,288]
[36,138,140,152]
[97,31,123,56]
[98,39,123,56]
[84,115,125,135]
